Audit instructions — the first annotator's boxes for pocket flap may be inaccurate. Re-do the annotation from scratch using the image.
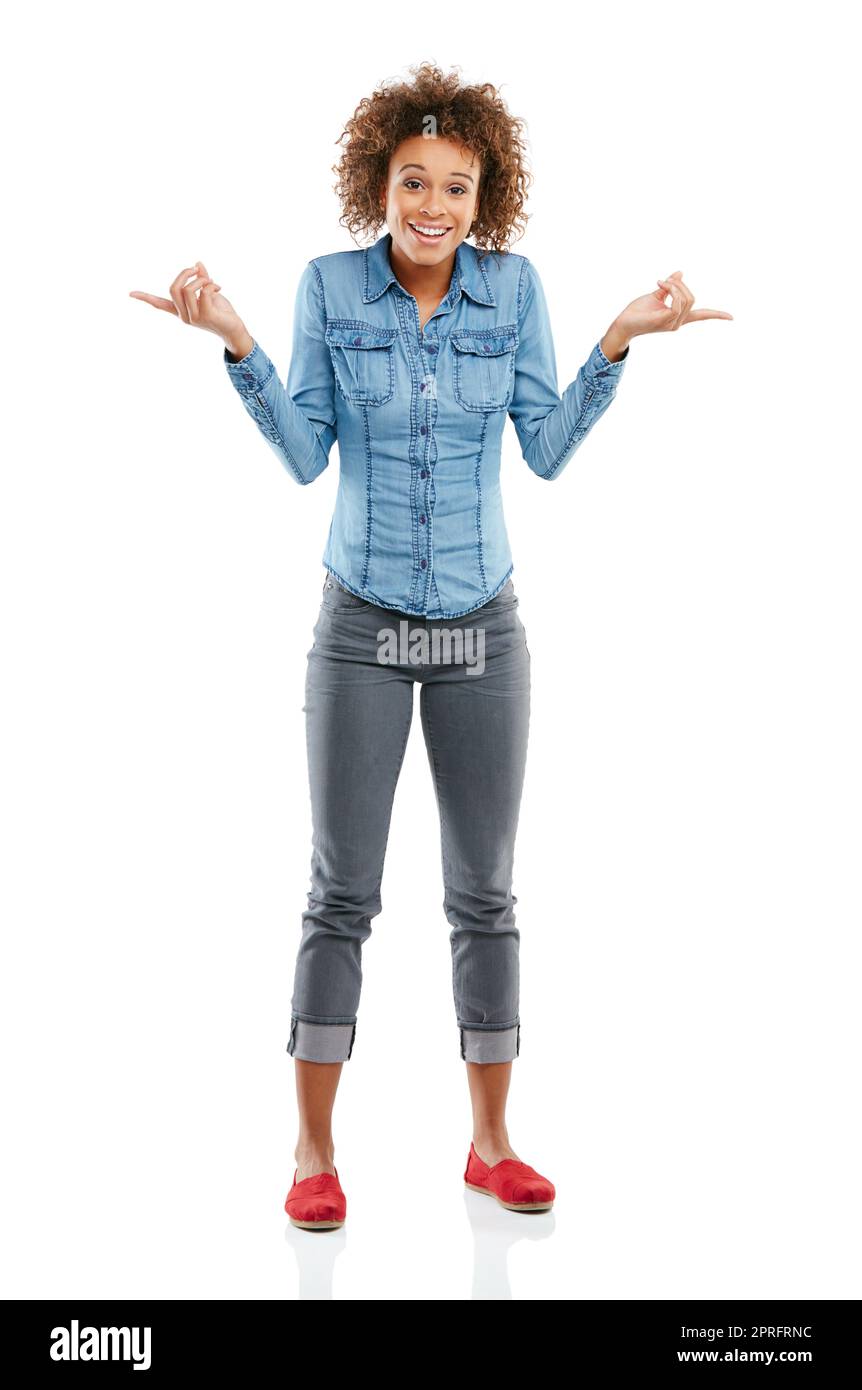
[326,322,398,350]
[450,325,519,356]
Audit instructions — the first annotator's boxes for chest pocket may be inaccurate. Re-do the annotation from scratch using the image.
[449,325,519,411]
[325,321,398,406]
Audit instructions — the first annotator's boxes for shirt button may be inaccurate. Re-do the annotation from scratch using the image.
[420,470,427,479]
[428,344,437,354]
[483,344,491,352]
[420,425,426,435]
[354,336,363,345]
[419,515,426,524]
[420,382,426,391]
[420,558,427,569]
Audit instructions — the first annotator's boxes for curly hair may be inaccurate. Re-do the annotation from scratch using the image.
[332,62,533,259]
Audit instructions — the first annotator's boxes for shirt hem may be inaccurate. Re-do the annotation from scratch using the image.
[321,562,515,620]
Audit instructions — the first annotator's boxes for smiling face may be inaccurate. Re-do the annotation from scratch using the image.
[381,134,481,268]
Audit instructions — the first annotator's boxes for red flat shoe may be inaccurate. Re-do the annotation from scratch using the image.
[464,1141,555,1212]
[285,1167,346,1230]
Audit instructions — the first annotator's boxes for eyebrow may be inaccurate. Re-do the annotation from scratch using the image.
[396,163,475,185]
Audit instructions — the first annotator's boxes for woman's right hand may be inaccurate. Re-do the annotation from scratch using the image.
[129,261,249,352]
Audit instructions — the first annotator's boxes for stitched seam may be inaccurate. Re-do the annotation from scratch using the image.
[369,693,414,907]
[474,412,488,594]
[324,317,399,339]
[541,386,599,480]
[421,689,457,1019]
[251,389,307,485]
[516,256,529,322]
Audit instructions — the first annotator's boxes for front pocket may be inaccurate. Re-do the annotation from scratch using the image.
[480,580,518,612]
[450,325,519,411]
[325,321,398,406]
[322,577,372,612]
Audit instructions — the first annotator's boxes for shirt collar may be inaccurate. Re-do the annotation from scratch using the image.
[363,230,496,307]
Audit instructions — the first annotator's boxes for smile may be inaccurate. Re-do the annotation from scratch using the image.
[408,222,453,244]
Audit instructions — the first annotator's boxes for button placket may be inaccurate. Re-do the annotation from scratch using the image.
[413,310,437,595]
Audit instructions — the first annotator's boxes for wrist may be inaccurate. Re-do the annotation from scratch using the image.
[224,328,254,363]
[600,322,630,363]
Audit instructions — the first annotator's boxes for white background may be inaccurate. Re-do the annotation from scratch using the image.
[2,0,859,1300]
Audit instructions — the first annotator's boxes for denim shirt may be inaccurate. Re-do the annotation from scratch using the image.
[224,231,629,618]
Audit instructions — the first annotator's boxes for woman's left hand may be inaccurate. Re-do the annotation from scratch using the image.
[613,271,733,342]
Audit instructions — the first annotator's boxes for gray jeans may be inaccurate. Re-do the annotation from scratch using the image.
[286,570,531,1064]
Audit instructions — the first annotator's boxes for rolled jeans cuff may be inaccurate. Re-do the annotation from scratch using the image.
[287,1017,357,1063]
[459,1022,520,1063]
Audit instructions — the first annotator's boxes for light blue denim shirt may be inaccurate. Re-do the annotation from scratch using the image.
[224,230,629,618]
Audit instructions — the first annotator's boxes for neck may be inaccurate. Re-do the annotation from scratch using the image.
[387,233,456,301]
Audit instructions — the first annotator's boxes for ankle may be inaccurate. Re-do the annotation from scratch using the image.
[473,1127,510,1149]
[295,1138,335,1164]
[472,1131,517,1164]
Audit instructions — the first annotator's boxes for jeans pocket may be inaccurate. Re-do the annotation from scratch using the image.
[480,580,518,613]
[321,574,372,612]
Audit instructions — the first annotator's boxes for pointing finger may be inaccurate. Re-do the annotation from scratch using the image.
[129,291,178,315]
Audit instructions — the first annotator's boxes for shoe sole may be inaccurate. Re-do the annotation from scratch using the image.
[464,1180,554,1212]
[286,1214,345,1229]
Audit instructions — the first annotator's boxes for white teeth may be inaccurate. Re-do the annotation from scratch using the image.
[410,223,449,237]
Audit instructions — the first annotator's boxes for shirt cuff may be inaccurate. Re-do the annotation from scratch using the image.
[587,339,630,381]
[223,339,275,392]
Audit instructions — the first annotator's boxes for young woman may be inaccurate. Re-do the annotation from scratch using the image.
[131,62,731,1231]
